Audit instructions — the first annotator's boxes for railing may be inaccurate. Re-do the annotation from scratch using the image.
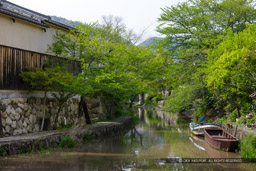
[0,44,81,90]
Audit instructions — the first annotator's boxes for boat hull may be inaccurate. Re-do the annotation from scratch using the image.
[191,129,204,136]
[189,123,221,136]
[204,129,238,152]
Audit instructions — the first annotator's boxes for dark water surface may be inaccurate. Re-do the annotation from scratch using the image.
[0,109,255,171]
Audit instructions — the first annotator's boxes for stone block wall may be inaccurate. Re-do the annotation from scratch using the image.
[0,96,109,137]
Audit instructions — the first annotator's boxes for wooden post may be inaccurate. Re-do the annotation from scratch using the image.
[233,125,238,137]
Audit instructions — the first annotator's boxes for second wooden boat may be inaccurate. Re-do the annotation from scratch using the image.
[204,128,239,152]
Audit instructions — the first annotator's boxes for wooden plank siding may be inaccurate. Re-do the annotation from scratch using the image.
[0,45,81,90]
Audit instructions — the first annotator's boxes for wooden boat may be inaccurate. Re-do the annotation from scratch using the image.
[204,128,239,152]
[189,122,221,136]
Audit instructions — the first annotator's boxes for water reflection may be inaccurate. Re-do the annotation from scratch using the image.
[0,107,256,171]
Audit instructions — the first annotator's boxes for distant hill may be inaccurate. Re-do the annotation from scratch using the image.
[139,37,164,46]
[50,16,80,27]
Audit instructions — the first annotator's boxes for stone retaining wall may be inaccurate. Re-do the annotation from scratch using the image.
[0,96,109,137]
[0,116,133,156]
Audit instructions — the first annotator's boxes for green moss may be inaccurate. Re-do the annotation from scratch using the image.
[59,136,77,148]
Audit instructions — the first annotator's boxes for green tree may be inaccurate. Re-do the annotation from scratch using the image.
[206,24,256,117]
[21,65,77,130]
[21,67,54,131]
[156,0,256,113]
[49,19,164,118]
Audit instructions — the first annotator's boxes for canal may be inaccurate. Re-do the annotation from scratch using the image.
[0,108,255,170]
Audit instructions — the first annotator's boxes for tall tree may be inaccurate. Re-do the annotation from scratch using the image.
[156,0,256,113]
[21,66,77,130]
[206,24,256,116]
[49,19,161,118]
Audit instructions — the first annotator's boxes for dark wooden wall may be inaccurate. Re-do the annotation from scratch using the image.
[0,45,81,90]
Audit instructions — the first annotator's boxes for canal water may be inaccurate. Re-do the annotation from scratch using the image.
[0,108,255,171]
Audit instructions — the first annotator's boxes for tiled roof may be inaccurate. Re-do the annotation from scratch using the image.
[0,0,74,30]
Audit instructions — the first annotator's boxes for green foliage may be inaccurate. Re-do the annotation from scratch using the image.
[0,147,7,156]
[49,19,166,119]
[132,116,139,127]
[59,136,77,148]
[206,24,256,116]
[156,0,256,119]
[215,117,227,126]
[21,64,77,129]
[238,116,247,124]
[246,116,255,125]
[57,123,73,131]
[228,110,238,122]
[193,95,213,122]
[83,134,92,142]
[20,67,54,92]
[165,82,203,113]
[240,134,256,159]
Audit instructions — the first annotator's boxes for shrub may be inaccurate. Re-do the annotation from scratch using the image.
[238,116,246,124]
[132,116,139,127]
[215,117,227,126]
[240,134,256,159]
[0,147,7,156]
[246,116,255,125]
[228,110,237,122]
[83,134,92,142]
[59,136,77,148]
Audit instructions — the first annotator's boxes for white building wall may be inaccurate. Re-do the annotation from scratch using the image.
[0,14,65,54]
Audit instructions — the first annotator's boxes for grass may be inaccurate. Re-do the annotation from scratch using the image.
[59,136,77,148]
[56,123,73,131]
[240,134,256,159]
[15,136,77,156]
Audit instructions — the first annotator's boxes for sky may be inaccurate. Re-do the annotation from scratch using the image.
[8,0,183,41]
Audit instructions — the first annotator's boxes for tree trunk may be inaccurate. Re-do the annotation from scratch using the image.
[0,112,3,137]
[40,91,47,131]
[78,96,83,117]
[129,94,138,109]
[0,104,6,137]
[236,106,241,118]
[138,94,144,106]
[53,103,64,130]
[81,96,91,124]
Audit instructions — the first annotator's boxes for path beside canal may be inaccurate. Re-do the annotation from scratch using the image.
[0,116,133,156]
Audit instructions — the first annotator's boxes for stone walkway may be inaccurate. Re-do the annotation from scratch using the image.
[0,131,63,144]
[0,116,133,156]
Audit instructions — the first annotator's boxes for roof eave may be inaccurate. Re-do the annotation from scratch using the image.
[0,8,49,28]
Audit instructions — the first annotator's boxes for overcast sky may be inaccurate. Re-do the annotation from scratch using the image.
[8,0,183,41]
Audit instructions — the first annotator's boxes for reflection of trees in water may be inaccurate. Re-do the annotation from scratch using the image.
[130,127,143,147]
[140,107,190,128]
[138,107,144,122]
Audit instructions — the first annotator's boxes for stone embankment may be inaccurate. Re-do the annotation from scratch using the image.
[0,96,109,136]
[0,116,133,156]
[224,125,256,139]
